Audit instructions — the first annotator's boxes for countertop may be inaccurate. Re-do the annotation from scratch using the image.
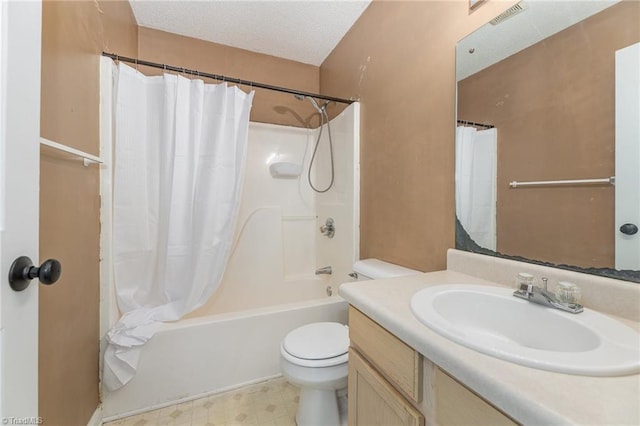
[339,270,640,425]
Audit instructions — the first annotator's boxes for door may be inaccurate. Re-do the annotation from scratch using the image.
[0,0,42,419]
[615,42,640,270]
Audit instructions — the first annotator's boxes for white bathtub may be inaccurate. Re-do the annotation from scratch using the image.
[101,295,348,420]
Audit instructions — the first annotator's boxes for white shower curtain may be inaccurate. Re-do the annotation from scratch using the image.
[455,126,497,250]
[103,63,254,391]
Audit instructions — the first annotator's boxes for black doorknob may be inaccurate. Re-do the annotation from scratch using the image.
[8,256,62,291]
[619,223,639,236]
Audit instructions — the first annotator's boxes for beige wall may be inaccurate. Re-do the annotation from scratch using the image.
[138,27,321,128]
[458,1,639,269]
[320,0,516,272]
[40,1,138,425]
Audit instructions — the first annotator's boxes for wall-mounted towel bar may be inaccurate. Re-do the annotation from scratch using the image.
[509,177,615,188]
[40,138,103,166]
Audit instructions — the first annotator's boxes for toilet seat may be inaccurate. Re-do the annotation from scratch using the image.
[281,347,348,367]
[281,322,349,367]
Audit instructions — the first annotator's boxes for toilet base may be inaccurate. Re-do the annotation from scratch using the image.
[296,387,341,426]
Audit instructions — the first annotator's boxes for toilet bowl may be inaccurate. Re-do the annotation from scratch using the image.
[280,322,349,426]
[280,259,421,426]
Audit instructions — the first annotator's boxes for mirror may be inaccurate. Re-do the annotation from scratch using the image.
[455,0,640,283]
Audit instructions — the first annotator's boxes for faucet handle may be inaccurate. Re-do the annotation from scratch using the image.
[319,218,335,238]
[519,282,534,294]
[515,272,534,291]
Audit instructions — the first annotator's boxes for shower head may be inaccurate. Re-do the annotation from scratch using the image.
[294,94,324,114]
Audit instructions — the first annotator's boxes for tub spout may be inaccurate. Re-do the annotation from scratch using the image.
[315,266,332,275]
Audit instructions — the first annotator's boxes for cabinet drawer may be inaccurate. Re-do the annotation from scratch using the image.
[349,306,422,403]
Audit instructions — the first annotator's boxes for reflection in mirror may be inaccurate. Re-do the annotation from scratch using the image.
[455,1,640,282]
[469,0,487,11]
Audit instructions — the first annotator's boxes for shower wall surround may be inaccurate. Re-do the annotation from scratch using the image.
[188,103,359,317]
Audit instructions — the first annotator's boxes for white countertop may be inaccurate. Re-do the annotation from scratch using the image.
[339,270,640,425]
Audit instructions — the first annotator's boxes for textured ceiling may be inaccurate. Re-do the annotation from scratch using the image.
[129,0,371,66]
[457,0,621,81]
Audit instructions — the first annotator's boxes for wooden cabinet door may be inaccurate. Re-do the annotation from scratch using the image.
[348,348,424,426]
[436,369,518,426]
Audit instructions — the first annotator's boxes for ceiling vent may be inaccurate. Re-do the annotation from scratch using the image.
[490,2,528,25]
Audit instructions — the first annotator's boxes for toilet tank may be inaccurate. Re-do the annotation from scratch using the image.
[352,258,421,280]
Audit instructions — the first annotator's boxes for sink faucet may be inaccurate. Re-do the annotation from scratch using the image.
[513,280,583,314]
[315,266,332,275]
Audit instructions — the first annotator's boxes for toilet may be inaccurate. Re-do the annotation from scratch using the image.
[280,258,420,426]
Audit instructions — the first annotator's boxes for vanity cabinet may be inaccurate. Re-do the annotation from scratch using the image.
[348,306,518,426]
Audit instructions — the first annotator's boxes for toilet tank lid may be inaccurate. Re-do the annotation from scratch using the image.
[353,258,421,279]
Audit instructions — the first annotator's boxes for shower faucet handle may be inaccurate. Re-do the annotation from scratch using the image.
[320,218,335,239]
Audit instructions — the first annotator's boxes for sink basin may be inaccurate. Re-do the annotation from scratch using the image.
[410,284,640,376]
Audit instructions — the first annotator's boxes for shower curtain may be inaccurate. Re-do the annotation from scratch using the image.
[103,63,254,391]
[455,126,497,250]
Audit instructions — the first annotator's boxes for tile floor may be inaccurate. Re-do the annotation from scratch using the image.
[105,377,300,426]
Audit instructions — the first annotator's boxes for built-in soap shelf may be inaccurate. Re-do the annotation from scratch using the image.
[269,162,302,179]
[40,137,103,166]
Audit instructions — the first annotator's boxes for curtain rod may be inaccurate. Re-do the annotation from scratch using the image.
[102,52,355,105]
[457,119,495,129]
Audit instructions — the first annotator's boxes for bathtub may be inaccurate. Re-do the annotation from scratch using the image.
[101,294,348,420]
